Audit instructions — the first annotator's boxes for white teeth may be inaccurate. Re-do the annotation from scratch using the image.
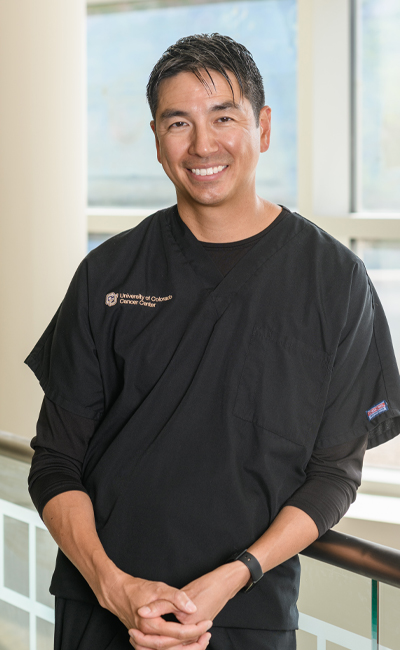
[191,165,226,176]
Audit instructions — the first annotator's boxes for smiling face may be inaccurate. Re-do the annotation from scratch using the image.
[151,70,271,214]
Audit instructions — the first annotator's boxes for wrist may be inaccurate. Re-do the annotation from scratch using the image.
[217,561,251,598]
[91,554,126,608]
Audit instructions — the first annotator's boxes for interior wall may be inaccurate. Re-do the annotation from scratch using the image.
[0,0,87,439]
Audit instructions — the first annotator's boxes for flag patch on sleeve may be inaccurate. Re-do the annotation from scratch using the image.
[366,401,389,421]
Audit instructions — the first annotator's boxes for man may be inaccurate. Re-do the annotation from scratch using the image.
[26,34,400,650]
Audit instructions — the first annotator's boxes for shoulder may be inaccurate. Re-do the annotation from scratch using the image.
[282,211,372,331]
[292,211,358,261]
[86,207,171,267]
[289,210,367,283]
[65,206,175,299]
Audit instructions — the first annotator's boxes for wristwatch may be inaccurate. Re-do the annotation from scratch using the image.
[229,549,264,593]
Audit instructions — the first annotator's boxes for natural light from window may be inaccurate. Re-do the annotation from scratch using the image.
[87,0,297,209]
[358,0,400,211]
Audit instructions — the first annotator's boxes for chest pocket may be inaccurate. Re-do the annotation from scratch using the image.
[233,326,332,447]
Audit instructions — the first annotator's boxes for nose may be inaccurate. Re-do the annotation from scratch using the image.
[188,123,219,158]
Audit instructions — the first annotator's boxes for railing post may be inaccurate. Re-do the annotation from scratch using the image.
[29,523,37,650]
[371,579,379,650]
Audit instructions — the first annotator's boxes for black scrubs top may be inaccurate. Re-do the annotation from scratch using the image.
[25,206,400,630]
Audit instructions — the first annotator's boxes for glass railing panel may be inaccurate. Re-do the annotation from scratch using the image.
[297,556,372,649]
[4,516,29,596]
[36,527,57,608]
[379,582,400,650]
[0,453,56,650]
[297,628,317,649]
[36,616,54,650]
[0,600,29,650]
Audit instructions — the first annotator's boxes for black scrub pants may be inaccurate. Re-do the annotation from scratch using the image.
[54,598,296,649]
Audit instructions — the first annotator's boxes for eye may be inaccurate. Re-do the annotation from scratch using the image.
[217,116,233,123]
[170,121,187,128]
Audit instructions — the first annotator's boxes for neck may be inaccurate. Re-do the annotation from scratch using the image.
[176,194,282,243]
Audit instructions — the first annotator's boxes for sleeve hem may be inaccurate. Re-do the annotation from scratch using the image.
[315,412,400,450]
[284,500,326,538]
[30,479,89,520]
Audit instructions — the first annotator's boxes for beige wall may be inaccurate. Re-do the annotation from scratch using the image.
[0,0,87,439]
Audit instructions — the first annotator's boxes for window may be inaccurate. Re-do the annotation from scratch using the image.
[87,0,298,209]
[355,0,400,212]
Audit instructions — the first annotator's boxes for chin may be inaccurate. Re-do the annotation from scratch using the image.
[190,188,228,205]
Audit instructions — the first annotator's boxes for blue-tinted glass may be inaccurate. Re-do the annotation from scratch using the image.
[360,0,400,211]
[87,0,297,208]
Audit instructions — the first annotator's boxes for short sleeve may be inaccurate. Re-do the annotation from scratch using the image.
[315,262,400,450]
[25,260,104,420]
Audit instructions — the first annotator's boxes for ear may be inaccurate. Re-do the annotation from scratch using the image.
[259,106,272,153]
[150,120,162,164]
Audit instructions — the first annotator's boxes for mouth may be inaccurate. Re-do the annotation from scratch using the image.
[187,165,228,179]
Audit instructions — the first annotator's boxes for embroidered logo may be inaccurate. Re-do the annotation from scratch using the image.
[105,292,119,307]
[366,401,388,421]
[105,291,173,308]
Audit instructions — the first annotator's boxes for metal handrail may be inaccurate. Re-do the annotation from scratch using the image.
[0,429,33,462]
[302,529,400,589]
[1,430,400,590]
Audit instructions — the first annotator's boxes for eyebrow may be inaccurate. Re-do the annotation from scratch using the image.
[159,109,189,121]
[210,101,241,113]
[159,101,242,121]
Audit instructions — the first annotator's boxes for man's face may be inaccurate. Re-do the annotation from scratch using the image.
[151,70,271,210]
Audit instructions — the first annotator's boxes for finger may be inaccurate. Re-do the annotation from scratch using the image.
[135,617,212,640]
[182,632,212,649]
[129,630,211,650]
[129,628,197,649]
[171,589,197,614]
[140,590,197,616]
[174,589,197,614]
[138,600,181,618]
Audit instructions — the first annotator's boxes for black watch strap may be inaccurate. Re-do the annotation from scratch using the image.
[230,549,264,593]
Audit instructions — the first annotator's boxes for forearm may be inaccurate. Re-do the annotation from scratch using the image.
[221,505,318,595]
[164,505,318,629]
[42,490,119,607]
[248,505,318,572]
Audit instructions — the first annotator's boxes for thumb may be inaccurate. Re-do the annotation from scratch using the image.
[138,599,179,618]
[138,590,197,618]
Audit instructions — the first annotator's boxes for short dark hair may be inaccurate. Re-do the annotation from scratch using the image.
[146,33,265,125]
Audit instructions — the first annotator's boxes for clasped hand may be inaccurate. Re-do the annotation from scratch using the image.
[102,571,213,650]
[127,565,249,650]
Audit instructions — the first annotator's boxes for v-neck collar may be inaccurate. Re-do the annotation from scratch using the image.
[167,205,224,289]
[164,204,307,315]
